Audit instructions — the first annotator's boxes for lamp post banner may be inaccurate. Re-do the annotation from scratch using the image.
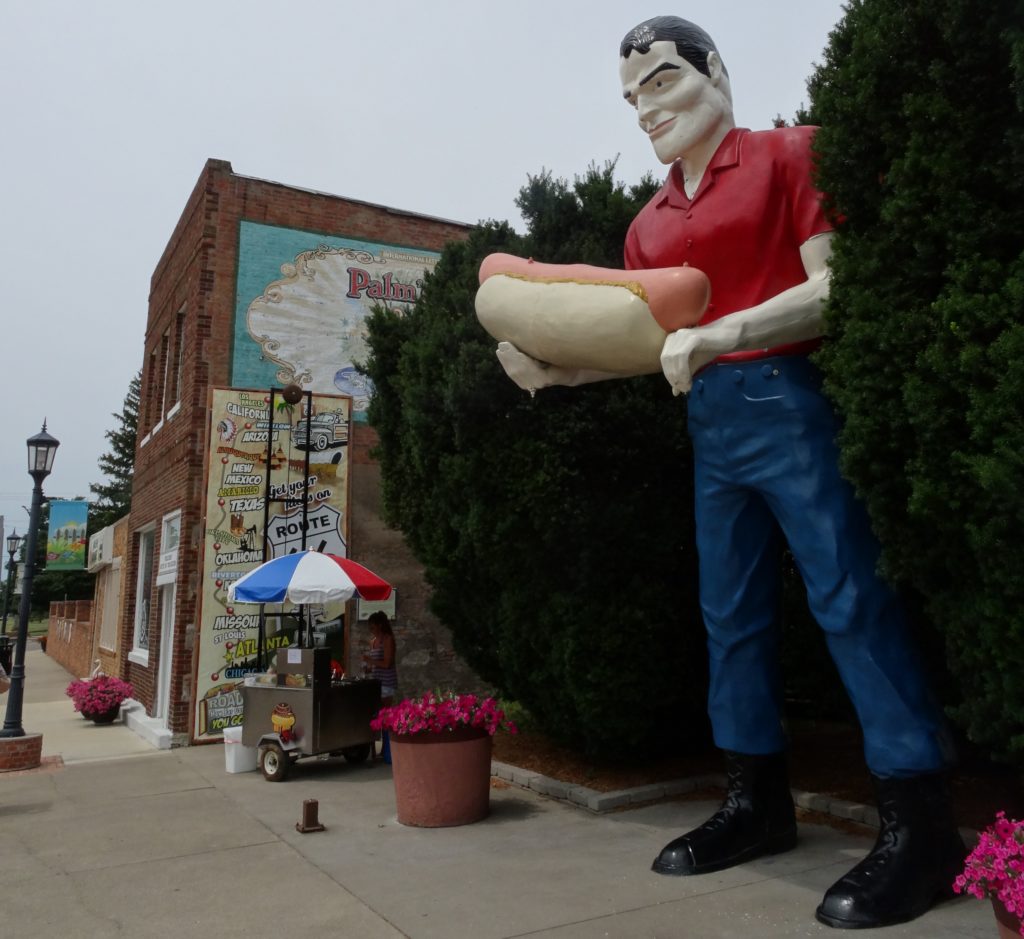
[193,387,352,741]
[45,500,88,570]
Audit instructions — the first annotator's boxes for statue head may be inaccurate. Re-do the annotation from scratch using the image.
[619,16,734,166]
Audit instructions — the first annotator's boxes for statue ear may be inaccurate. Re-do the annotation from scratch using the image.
[706,51,723,84]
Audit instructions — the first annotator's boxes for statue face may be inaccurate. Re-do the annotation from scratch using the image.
[619,40,731,165]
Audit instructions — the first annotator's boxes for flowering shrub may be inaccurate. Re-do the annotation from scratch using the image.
[66,675,134,716]
[371,691,517,737]
[954,811,1024,934]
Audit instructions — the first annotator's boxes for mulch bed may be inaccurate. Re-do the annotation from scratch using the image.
[493,720,1024,831]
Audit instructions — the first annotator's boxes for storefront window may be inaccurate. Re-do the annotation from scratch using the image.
[130,528,155,663]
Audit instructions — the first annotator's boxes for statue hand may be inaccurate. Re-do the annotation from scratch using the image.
[496,341,569,395]
[660,324,738,395]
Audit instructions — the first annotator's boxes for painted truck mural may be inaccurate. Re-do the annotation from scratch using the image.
[193,387,352,741]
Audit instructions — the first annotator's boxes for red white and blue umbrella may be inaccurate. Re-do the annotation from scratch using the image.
[228,549,392,605]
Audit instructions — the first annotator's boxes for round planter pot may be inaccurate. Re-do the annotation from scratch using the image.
[389,726,493,827]
[993,898,1023,939]
[83,705,121,724]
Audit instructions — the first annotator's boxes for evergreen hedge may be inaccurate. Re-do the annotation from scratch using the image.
[363,165,713,758]
[808,0,1024,759]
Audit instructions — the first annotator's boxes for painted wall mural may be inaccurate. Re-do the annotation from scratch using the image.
[193,387,352,741]
[232,221,441,421]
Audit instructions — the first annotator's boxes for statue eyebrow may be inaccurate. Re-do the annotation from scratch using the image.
[622,61,681,99]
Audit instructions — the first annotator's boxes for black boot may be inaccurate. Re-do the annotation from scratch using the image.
[816,773,967,929]
[652,750,797,875]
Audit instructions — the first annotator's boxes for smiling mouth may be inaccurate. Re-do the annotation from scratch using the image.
[648,117,676,138]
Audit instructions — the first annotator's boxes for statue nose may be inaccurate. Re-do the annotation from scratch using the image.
[637,98,658,126]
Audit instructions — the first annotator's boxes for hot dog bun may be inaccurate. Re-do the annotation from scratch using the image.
[476,254,710,374]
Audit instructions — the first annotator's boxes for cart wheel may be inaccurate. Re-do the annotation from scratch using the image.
[260,743,289,781]
[341,744,371,764]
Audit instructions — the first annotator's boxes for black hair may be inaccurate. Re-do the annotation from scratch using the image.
[619,16,727,77]
[368,611,393,636]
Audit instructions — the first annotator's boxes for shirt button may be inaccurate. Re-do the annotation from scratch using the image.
[761,364,774,378]
[694,379,704,393]
[732,370,744,385]
[707,303,715,312]
[686,238,694,248]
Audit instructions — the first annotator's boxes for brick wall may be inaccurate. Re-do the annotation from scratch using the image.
[0,735,43,773]
[47,599,95,679]
[348,425,487,696]
[123,160,474,739]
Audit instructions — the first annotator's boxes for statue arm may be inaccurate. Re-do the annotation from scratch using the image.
[659,231,834,395]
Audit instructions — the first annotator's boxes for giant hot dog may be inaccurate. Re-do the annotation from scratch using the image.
[475,253,710,374]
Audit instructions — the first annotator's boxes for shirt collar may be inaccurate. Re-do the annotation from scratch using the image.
[655,126,747,209]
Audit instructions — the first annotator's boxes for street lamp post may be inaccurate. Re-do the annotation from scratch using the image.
[1,422,59,738]
[1,531,22,637]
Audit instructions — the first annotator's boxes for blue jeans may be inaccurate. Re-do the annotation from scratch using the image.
[687,356,947,778]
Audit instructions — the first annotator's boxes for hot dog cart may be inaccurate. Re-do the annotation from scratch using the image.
[242,647,381,781]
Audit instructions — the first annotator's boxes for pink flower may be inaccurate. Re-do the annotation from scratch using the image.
[66,675,134,714]
[372,690,518,737]
[954,811,1024,934]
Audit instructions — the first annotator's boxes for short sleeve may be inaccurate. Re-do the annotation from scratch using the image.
[624,222,644,271]
[779,125,832,245]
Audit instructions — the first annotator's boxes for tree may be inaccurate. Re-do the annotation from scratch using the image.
[90,371,140,530]
[807,1,1024,759]
[363,163,714,759]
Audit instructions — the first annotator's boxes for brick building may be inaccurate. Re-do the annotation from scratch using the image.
[89,516,128,678]
[120,160,475,744]
[47,516,129,680]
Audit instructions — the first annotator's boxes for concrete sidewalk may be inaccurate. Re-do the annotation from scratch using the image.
[0,648,992,938]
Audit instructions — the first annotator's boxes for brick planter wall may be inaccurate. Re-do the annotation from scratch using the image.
[0,734,43,772]
[47,599,95,679]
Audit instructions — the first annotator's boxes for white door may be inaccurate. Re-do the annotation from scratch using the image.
[154,584,175,724]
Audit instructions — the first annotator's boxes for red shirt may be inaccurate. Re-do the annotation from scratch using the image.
[624,125,832,363]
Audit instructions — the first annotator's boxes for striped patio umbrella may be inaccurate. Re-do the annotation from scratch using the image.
[228,549,392,605]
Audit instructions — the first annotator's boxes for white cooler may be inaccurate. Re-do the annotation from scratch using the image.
[223,725,258,773]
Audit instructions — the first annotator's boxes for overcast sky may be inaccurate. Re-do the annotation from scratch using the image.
[0,0,846,574]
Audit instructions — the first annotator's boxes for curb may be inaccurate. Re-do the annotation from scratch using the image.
[492,759,729,815]
[491,759,884,828]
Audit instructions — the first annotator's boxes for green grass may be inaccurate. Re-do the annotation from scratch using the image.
[2,613,67,638]
[26,615,48,637]
[1,614,49,636]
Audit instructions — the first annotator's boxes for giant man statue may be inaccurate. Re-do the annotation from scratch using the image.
[488,15,966,931]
